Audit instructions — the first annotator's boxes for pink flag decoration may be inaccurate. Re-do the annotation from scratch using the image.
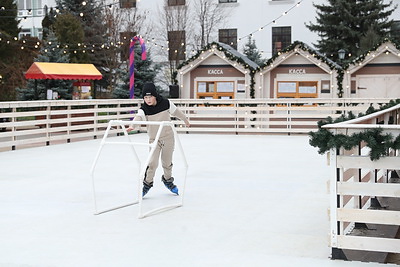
[129,36,147,99]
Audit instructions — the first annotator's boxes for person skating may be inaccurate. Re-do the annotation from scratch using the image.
[127,83,190,197]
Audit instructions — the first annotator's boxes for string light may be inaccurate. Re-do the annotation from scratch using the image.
[237,0,303,43]
[1,0,304,55]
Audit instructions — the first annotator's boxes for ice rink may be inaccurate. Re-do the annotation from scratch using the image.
[0,133,395,267]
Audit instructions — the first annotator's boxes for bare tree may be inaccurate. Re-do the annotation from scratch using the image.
[154,0,229,87]
[101,5,148,96]
[192,0,228,50]
[156,0,190,85]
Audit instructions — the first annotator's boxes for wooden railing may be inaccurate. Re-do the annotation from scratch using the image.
[0,98,392,151]
[324,104,400,262]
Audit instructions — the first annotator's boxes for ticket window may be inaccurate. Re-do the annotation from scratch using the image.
[197,81,234,99]
[73,81,92,99]
[277,81,318,98]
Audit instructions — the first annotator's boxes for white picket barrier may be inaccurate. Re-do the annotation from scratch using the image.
[89,120,188,219]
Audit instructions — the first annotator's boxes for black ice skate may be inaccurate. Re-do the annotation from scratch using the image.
[162,176,179,195]
[142,181,153,197]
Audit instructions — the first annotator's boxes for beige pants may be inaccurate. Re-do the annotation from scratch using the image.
[144,136,175,184]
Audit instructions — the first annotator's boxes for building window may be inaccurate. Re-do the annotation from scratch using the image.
[197,81,234,99]
[219,29,237,49]
[168,0,185,6]
[33,0,42,16]
[168,30,186,61]
[219,0,237,3]
[277,81,317,98]
[18,0,43,16]
[18,0,32,16]
[18,28,32,39]
[321,80,330,94]
[272,26,291,55]
[120,0,136,8]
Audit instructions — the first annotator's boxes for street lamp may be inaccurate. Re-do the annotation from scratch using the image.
[338,49,346,61]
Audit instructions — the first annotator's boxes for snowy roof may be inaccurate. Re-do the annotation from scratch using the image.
[215,41,260,69]
[261,41,342,70]
[177,41,259,72]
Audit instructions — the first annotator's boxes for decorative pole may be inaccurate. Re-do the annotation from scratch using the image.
[129,36,147,98]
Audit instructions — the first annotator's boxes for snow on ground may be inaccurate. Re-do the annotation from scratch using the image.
[0,133,395,267]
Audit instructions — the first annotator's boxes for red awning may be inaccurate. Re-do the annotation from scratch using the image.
[25,62,103,80]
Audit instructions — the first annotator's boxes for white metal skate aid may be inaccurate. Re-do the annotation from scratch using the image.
[90,120,188,219]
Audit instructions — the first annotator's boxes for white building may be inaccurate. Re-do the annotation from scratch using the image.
[17,0,53,38]
[17,0,400,55]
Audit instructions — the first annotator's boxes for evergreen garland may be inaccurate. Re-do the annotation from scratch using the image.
[260,41,341,71]
[336,71,344,98]
[348,37,400,67]
[309,99,400,160]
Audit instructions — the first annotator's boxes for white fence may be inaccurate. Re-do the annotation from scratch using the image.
[0,98,393,151]
[324,104,400,262]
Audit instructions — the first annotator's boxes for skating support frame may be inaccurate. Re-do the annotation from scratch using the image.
[89,120,188,219]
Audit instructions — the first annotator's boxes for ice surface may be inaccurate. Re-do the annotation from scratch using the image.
[0,134,394,267]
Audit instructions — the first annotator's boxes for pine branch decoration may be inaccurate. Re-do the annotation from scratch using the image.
[309,100,400,160]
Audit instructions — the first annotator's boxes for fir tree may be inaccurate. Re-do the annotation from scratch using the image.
[359,25,382,52]
[53,12,88,63]
[112,66,130,99]
[306,0,396,62]
[0,0,20,39]
[55,0,108,64]
[0,0,21,100]
[17,31,72,100]
[112,46,160,99]
[55,0,109,94]
[242,36,264,66]
[390,21,400,42]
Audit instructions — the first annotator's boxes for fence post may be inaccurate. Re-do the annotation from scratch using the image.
[67,104,71,143]
[11,107,16,150]
[46,105,50,146]
[287,102,291,135]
